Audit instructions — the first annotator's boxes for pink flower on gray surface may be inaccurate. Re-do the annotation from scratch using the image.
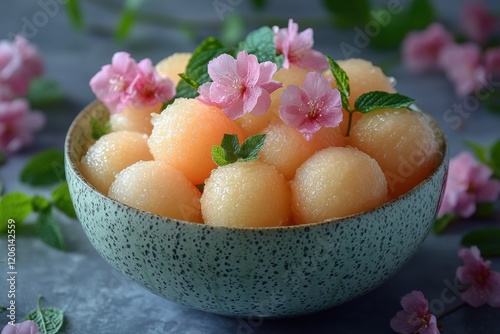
[278,71,342,140]
[457,246,500,307]
[197,51,282,119]
[273,19,328,71]
[402,23,453,72]
[438,152,500,218]
[0,98,45,154]
[439,43,486,97]
[390,290,440,334]
[1,320,40,334]
[0,35,43,99]
[89,52,174,114]
[461,2,498,44]
[485,47,500,76]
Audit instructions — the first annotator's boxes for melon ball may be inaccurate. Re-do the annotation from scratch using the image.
[79,131,153,195]
[201,161,291,227]
[349,108,441,198]
[292,146,388,224]
[110,104,162,134]
[108,161,203,223]
[155,52,191,85]
[148,98,244,185]
[259,123,345,180]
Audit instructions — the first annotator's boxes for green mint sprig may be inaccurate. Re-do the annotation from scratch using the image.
[90,116,111,140]
[212,134,266,166]
[24,295,64,334]
[326,56,416,136]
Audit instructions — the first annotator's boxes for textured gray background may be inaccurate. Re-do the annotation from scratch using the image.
[1,0,500,333]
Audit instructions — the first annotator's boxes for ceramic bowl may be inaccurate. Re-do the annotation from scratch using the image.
[65,101,448,318]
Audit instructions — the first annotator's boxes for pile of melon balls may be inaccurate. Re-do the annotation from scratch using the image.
[79,53,442,228]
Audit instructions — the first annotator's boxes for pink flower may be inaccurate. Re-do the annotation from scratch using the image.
[1,320,40,334]
[402,23,453,72]
[197,51,282,119]
[485,47,500,76]
[273,19,328,71]
[278,71,342,140]
[456,246,500,307]
[0,35,43,99]
[89,52,174,114]
[0,98,45,154]
[438,152,500,218]
[438,43,486,97]
[390,291,440,334]
[461,2,498,44]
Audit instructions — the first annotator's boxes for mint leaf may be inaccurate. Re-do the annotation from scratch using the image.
[212,145,229,167]
[238,26,278,64]
[354,91,415,113]
[20,149,65,186]
[461,228,500,258]
[32,195,51,213]
[91,116,110,140]
[25,295,64,334]
[250,0,267,10]
[115,0,146,40]
[432,213,456,234]
[35,208,66,251]
[65,0,83,29]
[464,141,489,165]
[239,134,266,161]
[178,73,200,90]
[221,134,240,163]
[221,13,245,46]
[52,182,77,219]
[322,0,371,27]
[0,192,33,233]
[491,140,500,178]
[326,56,350,111]
[27,79,63,108]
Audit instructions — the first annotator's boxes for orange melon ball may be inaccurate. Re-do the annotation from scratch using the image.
[201,161,291,227]
[148,98,244,185]
[259,123,345,180]
[110,104,162,134]
[235,110,280,137]
[79,131,153,195]
[349,108,441,198]
[108,161,203,223]
[155,52,191,85]
[291,146,388,224]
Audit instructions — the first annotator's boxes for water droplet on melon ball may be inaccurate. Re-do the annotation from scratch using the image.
[155,52,191,85]
[349,108,441,198]
[110,104,162,134]
[201,161,291,227]
[291,146,388,224]
[79,131,153,195]
[148,98,244,185]
[108,161,203,223]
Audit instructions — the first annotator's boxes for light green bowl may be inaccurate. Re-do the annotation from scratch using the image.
[65,101,448,318]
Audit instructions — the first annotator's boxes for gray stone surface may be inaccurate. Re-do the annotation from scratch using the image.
[1,1,500,333]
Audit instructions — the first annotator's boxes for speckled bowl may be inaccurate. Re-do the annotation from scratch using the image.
[65,101,448,318]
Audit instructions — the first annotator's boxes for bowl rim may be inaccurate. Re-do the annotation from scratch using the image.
[65,100,449,231]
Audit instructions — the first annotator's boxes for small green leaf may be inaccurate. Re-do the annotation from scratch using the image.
[238,26,278,64]
[491,140,500,178]
[115,9,135,40]
[250,0,267,10]
[27,79,63,108]
[65,0,84,29]
[221,13,245,46]
[0,306,6,311]
[32,195,51,213]
[52,182,77,219]
[326,56,350,110]
[90,117,110,141]
[322,0,371,27]
[212,145,229,167]
[0,192,33,233]
[475,202,495,218]
[221,134,240,163]
[354,91,415,113]
[20,149,65,186]
[35,209,66,251]
[239,134,266,161]
[432,213,457,234]
[461,228,500,258]
[178,73,200,90]
[0,179,4,196]
[464,141,489,165]
[24,295,64,334]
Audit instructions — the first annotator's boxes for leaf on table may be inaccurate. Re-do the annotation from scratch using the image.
[0,192,33,233]
[32,195,51,213]
[432,213,456,234]
[114,0,146,40]
[52,182,77,219]
[65,0,84,29]
[35,208,66,251]
[322,0,371,27]
[24,296,64,334]
[20,149,65,187]
[464,141,489,165]
[461,228,500,258]
[250,0,267,10]
[27,78,64,108]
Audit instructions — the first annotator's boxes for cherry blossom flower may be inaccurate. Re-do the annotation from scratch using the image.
[438,43,486,97]
[485,47,500,76]
[273,19,328,71]
[278,71,342,140]
[461,2,498,44]
[197,51,282,119]
[1,320,40,334]
[90,52,174,114]
[0,98,45,154]
[438,152,500,218]
[402,23,453,72]
[390,291,440,334]
[0,35,43,99]
[457,246,500,307]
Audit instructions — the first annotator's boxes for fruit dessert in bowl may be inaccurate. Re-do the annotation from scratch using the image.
[65,20,448,317]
